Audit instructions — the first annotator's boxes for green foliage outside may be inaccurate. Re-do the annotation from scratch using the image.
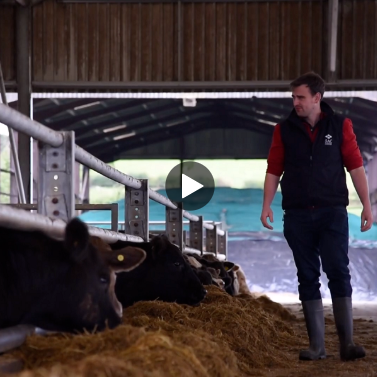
[89,159,363,217]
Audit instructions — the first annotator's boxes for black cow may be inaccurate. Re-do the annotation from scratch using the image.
[0,218,146,332]
[112,235,207,307]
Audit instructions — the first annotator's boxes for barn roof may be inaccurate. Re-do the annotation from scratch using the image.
[10,97,377,164]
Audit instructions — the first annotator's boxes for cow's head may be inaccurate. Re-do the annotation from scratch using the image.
[89,235,146,317]
[114,235,207,307]
[39,219,145,332]
[146,235,207,305]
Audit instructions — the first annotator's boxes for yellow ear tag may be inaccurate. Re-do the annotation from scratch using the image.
[117,255,124,261]
[224,266,229,271]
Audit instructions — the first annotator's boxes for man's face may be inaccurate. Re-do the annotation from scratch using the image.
[291,84,321,118]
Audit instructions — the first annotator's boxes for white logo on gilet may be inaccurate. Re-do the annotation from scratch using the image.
[325,134,332,146]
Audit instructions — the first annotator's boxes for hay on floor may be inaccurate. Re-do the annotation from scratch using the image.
[8,286,301,377]
[123,286,298,374]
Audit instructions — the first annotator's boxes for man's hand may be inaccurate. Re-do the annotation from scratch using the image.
[349,166,374,232]
[260,173,280,230]
[260,207,274,230]
[361,206,373,232]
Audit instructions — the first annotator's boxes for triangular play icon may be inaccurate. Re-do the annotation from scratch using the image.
[182,174,204,199]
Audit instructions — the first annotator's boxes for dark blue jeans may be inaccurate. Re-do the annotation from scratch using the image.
[283,206,352,302]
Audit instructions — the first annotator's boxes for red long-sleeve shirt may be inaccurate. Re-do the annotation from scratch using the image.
[267,117,363,176]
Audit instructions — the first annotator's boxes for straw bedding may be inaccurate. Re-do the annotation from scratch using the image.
[4,286,301,377]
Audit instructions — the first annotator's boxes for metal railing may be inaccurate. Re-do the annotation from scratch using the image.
[84,220,223,229]
[0,205,142,244]
[9,203,120,233]
[0,103,225,236]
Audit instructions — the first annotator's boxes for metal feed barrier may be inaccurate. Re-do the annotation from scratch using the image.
[0,103,228,357]
[0,104,226,251]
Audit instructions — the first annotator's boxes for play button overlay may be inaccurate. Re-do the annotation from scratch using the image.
[165,161,215,211]
[182,174,203,198]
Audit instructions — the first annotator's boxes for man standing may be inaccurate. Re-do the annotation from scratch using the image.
[260,72,373,361]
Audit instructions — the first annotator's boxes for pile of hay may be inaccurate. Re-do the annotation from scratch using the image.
[7,286,301,377]
[123,286,298,374]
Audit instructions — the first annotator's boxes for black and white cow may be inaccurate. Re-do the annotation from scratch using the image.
[112,235,207,308]
[0,218,146,332]
[186,253,238,295]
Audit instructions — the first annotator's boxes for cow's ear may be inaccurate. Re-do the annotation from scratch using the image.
[64,218,90,262]
[223,261,235,272]
[232,264,240,272]
[150,234,170,250]
[187,256,202,269]
[103,247,146,272]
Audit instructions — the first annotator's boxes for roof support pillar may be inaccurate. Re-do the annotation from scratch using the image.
[16,4,32,203]
[177,0,182,81]
[328,0,339,83]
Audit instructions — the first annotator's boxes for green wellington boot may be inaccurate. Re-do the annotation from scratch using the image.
[299,299,326,360]
[332,297,366,361]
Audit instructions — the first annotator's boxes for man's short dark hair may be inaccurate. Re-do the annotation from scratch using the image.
[290,72,326,99]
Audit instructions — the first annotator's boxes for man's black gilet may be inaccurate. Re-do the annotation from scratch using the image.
[280,101,349,210]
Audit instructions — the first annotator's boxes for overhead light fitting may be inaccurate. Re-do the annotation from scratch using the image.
[103,124,127,133]
[113,131,136,141]
[73,101,101,111]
